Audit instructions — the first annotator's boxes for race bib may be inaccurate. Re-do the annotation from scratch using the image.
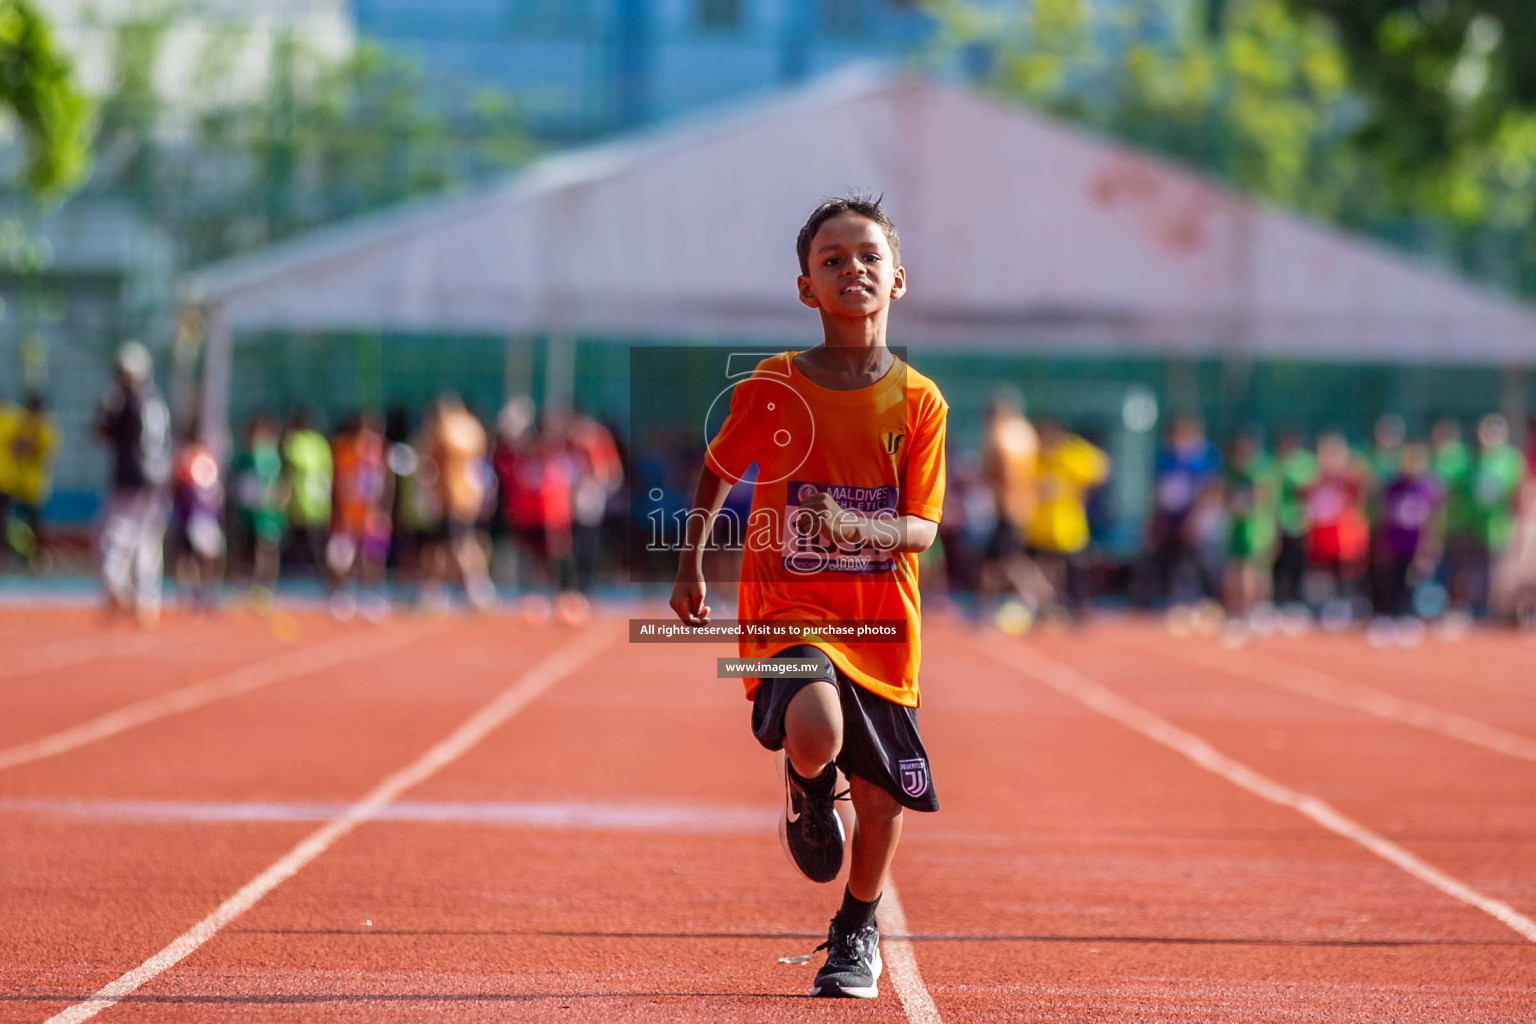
[783,480,898,575]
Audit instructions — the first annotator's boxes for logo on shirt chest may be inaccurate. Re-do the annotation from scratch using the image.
[881,428,905,458]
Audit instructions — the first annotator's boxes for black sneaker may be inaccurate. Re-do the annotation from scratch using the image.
[778,754,846,884]
[811,918,882,998]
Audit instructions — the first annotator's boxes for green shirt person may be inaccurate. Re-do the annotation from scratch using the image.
[1225,449,1278,564]
[233,421,287,544]
[1275,441,1316,538]
[1431,419,1475,540]
[1462,415,1527,551]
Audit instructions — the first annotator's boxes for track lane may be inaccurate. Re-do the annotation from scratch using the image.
[0,613,587,1017]
[1153,625,1536,725]
[898,619,1536,1022]
[0,623,418,765]
[82,617,919,1023]
[1017,626,1536,931]
[6,609,1535,1022]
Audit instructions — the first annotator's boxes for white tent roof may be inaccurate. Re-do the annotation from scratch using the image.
[189,66,1536,363]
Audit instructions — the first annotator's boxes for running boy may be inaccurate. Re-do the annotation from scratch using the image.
[670,196,947,999]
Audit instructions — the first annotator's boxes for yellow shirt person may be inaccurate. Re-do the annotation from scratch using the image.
[1027,429,1109,554]
[5,399,59,507]
[0,402,16,500]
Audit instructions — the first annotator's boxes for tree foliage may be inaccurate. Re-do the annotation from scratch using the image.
[923,0,1536,232]
[1282,0,1536,225]
[0,0,91,199]
[89,15,532,267]
[924,0,1356,217]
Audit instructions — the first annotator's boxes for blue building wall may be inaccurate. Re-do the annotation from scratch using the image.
[349,0,937,139]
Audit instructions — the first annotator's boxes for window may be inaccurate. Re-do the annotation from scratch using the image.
[697,0,743,30]
[820,0,864,36]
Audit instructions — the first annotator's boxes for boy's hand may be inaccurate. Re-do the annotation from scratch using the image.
[670,573,710,626]
[795,492,865,548]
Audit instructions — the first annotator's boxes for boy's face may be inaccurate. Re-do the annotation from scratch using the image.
[797,213,905,316]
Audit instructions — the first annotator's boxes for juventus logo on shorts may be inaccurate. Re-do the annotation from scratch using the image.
[882,429,904,457]
[897,757,929,798]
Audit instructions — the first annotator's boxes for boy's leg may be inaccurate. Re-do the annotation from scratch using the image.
[811,773,900,999]
[846,775,902,902]
[777,678,846,885]
[782,680,841,778]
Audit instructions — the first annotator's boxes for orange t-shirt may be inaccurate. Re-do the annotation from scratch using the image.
[705,350,948,708]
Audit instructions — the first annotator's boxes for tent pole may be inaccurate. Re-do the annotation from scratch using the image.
[544,330,575,417]
[201,302,233,460]
[504,331,533,400]
[1502,365,1527,447]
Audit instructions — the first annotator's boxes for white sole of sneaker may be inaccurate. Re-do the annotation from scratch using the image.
[777,751,846,883]
[810,945,882,999]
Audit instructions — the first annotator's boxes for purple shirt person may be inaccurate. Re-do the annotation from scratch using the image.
[1375,444,1443,619]
[1382,475,1442,561]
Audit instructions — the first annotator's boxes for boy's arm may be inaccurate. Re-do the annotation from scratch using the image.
[796,493,937,554]
[669,463,735,626]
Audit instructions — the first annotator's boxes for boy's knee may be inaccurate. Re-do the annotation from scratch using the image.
[783,681,842,770]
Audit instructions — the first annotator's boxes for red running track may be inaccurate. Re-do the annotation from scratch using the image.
[1,606,1533,1022]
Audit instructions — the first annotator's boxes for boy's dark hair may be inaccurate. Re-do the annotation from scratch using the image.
[796,194,901,275]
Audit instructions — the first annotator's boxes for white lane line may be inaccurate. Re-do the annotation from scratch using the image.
[0,796,773,832]
[978,641,1536,945]
[1146,639,1536,764]
[0,629,431,774]
[43,625,615,1024]
[880,880,944,1024]
[0,634,161,681]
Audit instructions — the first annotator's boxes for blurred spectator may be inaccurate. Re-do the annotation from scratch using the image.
[977,390,1049,616]
[1364,414,1407,612]
[1305,432,1369,625]
[935,451,989,599]
[1491,419,1536,624]
[329,413,394,620]
[1446,414,1527,618]
[95,342,172,628]
[1148,415,1220,605]
[170,422,225,611]
[631,425,695,582]
[1271,432,1316,610]
[382,407,418,570]
[1365,414,1406,487]
[1368,442,1442,645]
[494,396,576,595]
[1221,434,1277,626]
[232,416,287,604]
[1025,421,1109,621]
[0,393,57,570]
[422,394,495,611]
[566,410,624,594]
[283,410,333,577]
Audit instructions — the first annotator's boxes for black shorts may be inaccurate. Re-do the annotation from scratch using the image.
[751,645,938,813]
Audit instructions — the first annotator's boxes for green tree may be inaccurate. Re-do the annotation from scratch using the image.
[927,0,1536,237]
[924,0,1355,218]
[1282,0,1536,227]
[89,15,532,267]
[0,0,91,199]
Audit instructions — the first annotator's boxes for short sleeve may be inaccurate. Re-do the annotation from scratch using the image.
[704,371,763,483]
[1064,437,1109,488]
[900,389,948,522]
